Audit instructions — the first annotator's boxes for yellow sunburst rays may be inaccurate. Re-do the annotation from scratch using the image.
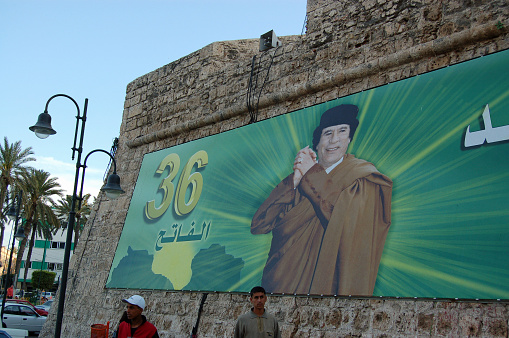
[198,207,270,291]
[354,70,509,297]
[380,252,509,298]
[352,77,421,168]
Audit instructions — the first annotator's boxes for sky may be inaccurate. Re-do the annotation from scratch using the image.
[0,0,308,247]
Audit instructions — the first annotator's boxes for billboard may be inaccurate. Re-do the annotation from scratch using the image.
[107,49,509,299]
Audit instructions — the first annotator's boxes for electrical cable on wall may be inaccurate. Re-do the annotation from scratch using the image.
[247,46,280,123]
[103,137,119,182]
[191,292,208,337]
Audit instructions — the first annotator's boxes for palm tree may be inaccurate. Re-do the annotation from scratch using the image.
[0,137,35,261]
[14,168,62,291]
[54,194,93,252]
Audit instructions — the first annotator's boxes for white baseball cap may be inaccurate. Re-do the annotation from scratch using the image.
[122,295,145,310]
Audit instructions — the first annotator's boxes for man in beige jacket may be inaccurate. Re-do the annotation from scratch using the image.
[252,104,392,296]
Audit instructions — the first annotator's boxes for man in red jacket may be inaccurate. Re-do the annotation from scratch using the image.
[117,295,159,338]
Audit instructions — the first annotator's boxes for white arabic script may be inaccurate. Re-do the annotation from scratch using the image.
[464,104,509,147]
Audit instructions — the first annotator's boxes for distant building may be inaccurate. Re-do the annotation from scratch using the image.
[17,228,74,289]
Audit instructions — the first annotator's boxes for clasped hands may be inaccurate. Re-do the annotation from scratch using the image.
[293,146,317,187]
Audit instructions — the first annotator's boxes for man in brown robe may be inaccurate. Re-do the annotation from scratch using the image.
[251,104,392,296]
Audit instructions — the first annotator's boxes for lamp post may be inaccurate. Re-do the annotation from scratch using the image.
[30,94,124,338]
[1,191,27,322]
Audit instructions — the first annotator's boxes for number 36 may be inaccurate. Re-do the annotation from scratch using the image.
[145,150,208,219]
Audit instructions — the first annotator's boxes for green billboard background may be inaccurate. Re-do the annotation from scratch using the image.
[107,49,509,299]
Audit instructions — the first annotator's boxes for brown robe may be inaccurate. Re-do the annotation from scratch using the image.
[251,154,392,296]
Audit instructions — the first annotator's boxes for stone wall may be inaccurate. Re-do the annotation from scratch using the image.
[40,0,509,337]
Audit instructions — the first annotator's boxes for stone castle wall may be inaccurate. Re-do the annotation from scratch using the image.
[40,0,509,336]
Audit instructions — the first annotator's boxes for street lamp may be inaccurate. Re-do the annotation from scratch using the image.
[1,191,27,323]
[29,94,124,338]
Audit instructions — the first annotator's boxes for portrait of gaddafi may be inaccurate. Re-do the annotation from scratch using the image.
[251,104,393,296]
